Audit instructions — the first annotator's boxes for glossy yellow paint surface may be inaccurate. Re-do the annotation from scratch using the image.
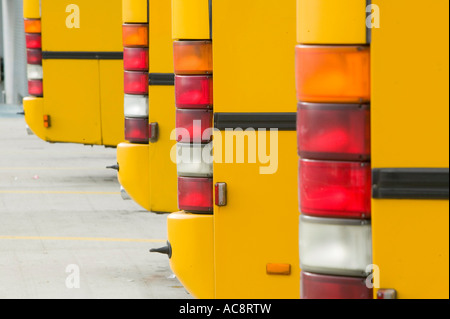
[23,0,41,19]
[172,0,210,40]
[147,0,178,212]
[214,131,300,299]
[122,0,147,23]
[149,0,175,73]
[213,1,297,114]
[23,97,45,141]
[211,0,299,298]
[148,86,178,213]
[372,200,449,299]
[41,0,122,52]
[168,212,215,299]
[117,142,150,210]
[297,0,367,44]
[371,0,449,299]
[99,60,125,147]
[371,0,449,169]
[40,59,124,146]
[42,59,102,145]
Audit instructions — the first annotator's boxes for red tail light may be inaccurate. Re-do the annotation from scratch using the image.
[124,117,149,143]
[175,75,213,109]
[301,272,373,299]
[299,159,371,219]
[28,79,43,97]
[124,71,148,95]
[178,177,213,213]
[123,47,149,71]
[26,49,42,65]
[297,102,371,161]
[176,109,213,143]
[25,33,41,49]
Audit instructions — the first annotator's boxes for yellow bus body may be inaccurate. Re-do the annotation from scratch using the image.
[168,0,300,299]
[23,0,124,147]
[297,0,449,299]
[117,0,178,213]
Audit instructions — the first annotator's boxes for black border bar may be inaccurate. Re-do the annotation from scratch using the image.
[366,0,372,44]
[214,112,297,131]
[372,168,449,200]
[149,73,175,86]
[42,51,123,60]
[208,0,213,40]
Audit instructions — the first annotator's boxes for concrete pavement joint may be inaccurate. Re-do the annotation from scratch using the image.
[0,236,166,243]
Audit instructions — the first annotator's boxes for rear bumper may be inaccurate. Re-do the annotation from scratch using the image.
[23,96,46,142]
[117,142,150,210]
[168,211,215,299]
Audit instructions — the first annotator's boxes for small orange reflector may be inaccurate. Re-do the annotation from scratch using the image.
[174,41,213,75]
[296,45,370,104]
[266,263,291,276]
[122,24,148,47]
[43,115,51,128]
[24,19,41,33]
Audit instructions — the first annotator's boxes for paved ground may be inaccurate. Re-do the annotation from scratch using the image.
[0,104,191,299]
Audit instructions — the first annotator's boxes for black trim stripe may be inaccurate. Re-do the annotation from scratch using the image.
[42,51,123,60]
[214,112,297,131]
[148,73,175,86]
[208,0,213,40]
[366,0,372,44]
[372,168,449,200]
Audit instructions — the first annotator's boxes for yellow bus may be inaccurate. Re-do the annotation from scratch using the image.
[157,0,300,299]
[116,0,178,213]
[296,0,449,299]
[23,0,124,147]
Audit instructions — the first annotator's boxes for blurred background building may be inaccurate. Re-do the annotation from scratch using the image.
[1,0,28,105]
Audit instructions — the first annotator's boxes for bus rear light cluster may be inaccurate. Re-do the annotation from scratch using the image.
[25,19,43,97]
[173,41,213,75]
[301,271,373,299]
[296,45,373,299]
[295,45,370,104]
[178,176,213,213]
[299,160,372,219]
[175,75,213,108]
[174,40,214,213]
[176,143,213,178]
[123,47,149,71]
[124,71,148,95]
[297,103,371,161]
[124,117,149,143]
[176,109,213,143]
[123,23,149,144]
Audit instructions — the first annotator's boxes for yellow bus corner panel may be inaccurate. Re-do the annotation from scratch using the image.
[23,0,41,19]
[172,0,210,40]
[297,0,367,44]
[122,0,148,23]
[117,142,151,211]
[23,97,47,142]
[168,212,215,299]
